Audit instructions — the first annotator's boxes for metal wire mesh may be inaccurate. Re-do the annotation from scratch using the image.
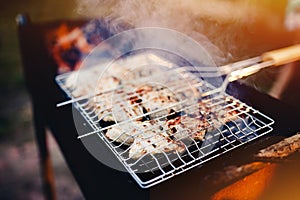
[56,62,274,188]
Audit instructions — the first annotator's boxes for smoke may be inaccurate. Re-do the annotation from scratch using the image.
[77,1,292,62]
[77,0,292,63]
[76,0,295,94]
[76,0,240,65]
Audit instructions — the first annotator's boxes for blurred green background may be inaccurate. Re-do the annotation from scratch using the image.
[0,0,80,139]
[0,1,84,199]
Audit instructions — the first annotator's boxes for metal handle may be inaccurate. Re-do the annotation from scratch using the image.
[262,44,300,66]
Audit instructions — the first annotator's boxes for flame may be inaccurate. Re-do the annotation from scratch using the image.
[47,23,94,73]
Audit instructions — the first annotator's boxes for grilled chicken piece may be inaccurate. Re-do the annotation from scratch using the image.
[128,121,185,159]
[166,114,210,141]
[164,100,239,142]
[105,120,186,159]
[106,119,187,159]
[137,85,181,118]
[66,68,122,98]
[105,123,136,145]
[163,101,212,141]
[66,63,167,98]
[75,76,121,122]
[111,84,183,122]
[65,67,103,97]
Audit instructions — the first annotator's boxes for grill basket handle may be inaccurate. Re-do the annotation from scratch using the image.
[262,44,300,66]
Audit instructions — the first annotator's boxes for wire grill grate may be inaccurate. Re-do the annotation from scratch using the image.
[55,65,274,188]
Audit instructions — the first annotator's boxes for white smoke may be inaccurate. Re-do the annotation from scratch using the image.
[76,0,239,65]
[76,0,292,89]
[76,0,291,63]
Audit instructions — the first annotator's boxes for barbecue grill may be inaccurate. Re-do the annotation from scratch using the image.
[55,28,300,188]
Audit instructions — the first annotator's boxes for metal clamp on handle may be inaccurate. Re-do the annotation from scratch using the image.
[262,44,300,66]
[229,44,300,82]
